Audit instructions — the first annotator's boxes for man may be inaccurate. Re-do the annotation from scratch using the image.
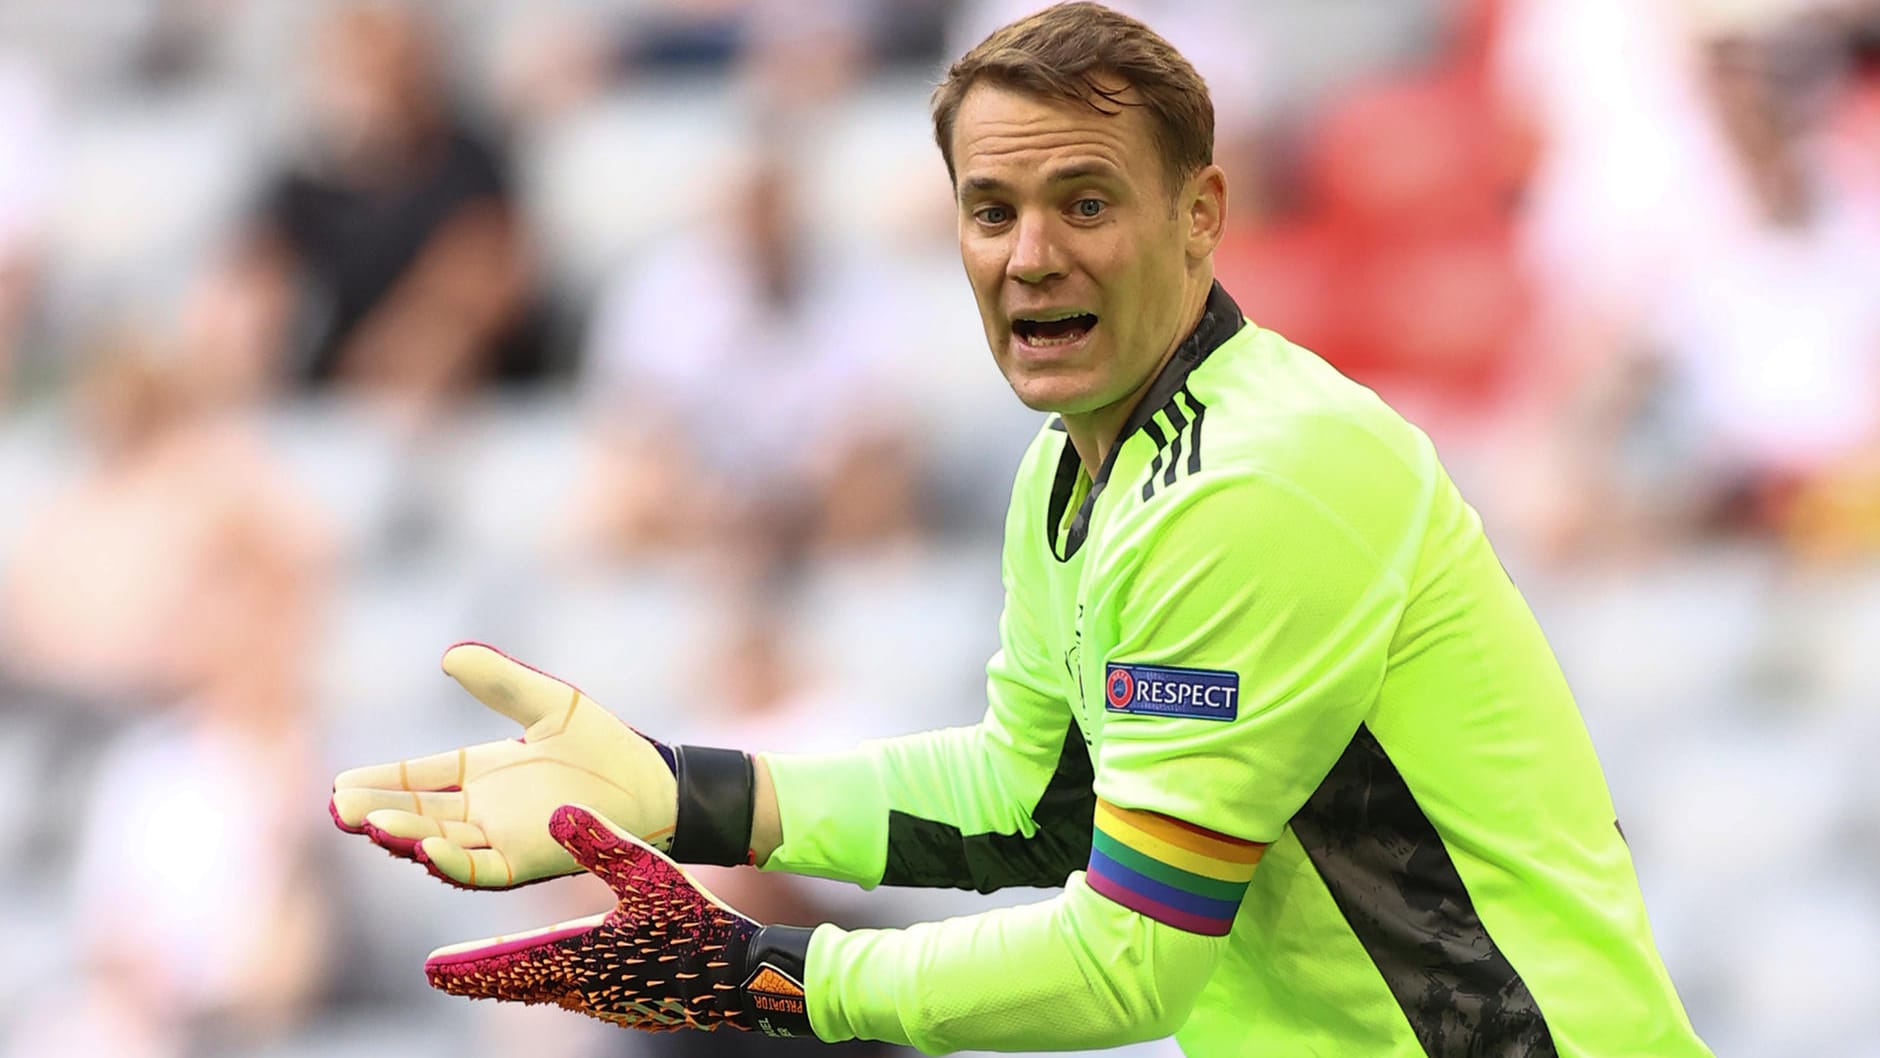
[332,4,1714,1054]
[200,3,548,412]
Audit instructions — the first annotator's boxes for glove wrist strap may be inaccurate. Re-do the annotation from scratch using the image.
[668,744,755,866]
[741,924,815,1038]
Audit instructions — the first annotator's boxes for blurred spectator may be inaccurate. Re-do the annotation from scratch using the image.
[1216,0,1533,447]
[192,2,548,418]
[1504,4,1880,560]
[1659,22,1880,529]
[1,331,331,703]
[562,144,924,574]
[1,331,335,1056]
[12,662,335,1058]
[1787,21,1880,560]
[1496,0,1743,343]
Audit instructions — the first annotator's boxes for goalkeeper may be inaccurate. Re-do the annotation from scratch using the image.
[333,4,1714,1055]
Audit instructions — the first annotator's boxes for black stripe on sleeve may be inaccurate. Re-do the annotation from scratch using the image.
[1290,726,1558,1058]
[880,721,1095,892]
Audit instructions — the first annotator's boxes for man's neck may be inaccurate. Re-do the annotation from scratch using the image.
[1062,276,1213,477]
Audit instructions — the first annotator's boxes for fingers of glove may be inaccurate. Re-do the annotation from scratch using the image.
[361,809,488,859]
[428,932,686,1031]
[425,910,713,1030]
[425,911,605,1003]
[330,788,467,833]
[333,743,481,799]
[413,836,534,890]
[423,911,696,1029]
[329,794,367,835]
[442,642,584,732]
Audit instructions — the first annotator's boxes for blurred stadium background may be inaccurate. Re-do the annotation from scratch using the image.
[0,0,1876,1056]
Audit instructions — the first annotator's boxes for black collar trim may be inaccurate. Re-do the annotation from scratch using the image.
[1046,281,1245,561]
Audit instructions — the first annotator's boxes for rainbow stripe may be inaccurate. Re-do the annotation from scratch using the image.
[1086,799,1265,936]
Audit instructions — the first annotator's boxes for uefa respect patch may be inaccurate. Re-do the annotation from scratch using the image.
[1103,662,1240,721]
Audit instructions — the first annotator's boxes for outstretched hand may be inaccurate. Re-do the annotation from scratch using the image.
[329,643,678,889]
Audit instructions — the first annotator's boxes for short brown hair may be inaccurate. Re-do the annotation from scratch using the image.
[931,2,1215,195]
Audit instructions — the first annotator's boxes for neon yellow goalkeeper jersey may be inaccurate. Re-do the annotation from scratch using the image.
[763,284,1712,1057]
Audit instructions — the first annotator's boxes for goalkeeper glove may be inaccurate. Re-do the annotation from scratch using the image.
[329,642,759,887]
[425,803,816,1037]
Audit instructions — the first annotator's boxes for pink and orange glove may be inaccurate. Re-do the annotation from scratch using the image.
[425,803,815,1037]
[330,643,758,888]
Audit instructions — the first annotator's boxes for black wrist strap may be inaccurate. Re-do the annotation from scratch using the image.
[668,744,755,866]
[741,924,816,1038]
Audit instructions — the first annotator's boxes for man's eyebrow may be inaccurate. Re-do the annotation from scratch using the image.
[1043,162,1121,184]
[960,162,1121,196]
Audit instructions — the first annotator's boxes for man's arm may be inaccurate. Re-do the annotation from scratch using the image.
[811,871,1224,1052]
[422,802,1240,1048]
[330,582,1085,892]
[333,432,1092,893]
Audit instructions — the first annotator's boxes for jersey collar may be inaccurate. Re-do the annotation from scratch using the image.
[1046,281,1246,561]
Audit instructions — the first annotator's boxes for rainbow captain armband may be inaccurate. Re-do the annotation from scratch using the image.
[1086,799,1266,936]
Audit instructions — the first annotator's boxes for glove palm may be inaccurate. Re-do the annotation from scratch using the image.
[329,643,677,889]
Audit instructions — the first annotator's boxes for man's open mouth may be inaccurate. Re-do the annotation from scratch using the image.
[1013,313,1099,347]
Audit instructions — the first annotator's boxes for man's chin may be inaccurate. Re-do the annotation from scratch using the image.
[1005,374,1109,416]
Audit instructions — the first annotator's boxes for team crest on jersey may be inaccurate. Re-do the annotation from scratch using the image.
[1104,662,1239,721]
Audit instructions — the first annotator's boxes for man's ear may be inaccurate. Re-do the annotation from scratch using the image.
[1184,164,1228,260]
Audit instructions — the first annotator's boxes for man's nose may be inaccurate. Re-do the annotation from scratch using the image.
[1006,212,1066,284]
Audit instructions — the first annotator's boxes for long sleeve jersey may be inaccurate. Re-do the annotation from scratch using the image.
[760,283,1713,1058]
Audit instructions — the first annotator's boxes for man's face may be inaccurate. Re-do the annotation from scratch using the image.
[951,80,1201,419]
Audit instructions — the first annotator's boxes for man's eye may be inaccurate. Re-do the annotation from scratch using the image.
[1073,198,1105,218]
[975,206,1012,226]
